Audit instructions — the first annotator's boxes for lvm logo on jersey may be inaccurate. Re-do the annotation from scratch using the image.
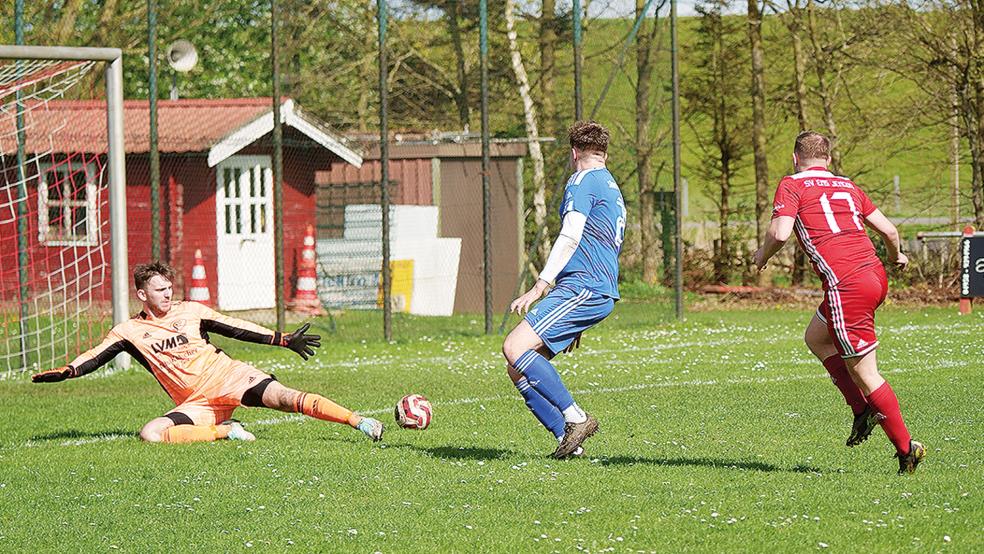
[152,334,189,354]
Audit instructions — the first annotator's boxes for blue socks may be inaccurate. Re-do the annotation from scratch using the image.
[514,377,566,439]
[515,350,576,412]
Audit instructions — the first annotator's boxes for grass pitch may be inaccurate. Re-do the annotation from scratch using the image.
[0,299,980,552]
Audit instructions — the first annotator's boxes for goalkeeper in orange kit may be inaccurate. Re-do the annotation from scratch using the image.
[32,261,384,444]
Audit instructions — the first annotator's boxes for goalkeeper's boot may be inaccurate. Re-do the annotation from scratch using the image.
[846,405,883,447]
[357,416,384,442]
[222,420,256,442]
[896,440,926,475]
[552,413,598,459]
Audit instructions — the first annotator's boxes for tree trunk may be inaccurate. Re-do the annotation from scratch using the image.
[505,0,548,259]
[714,22,732,284]
[789,9,810,131]
[637,0,659,284]
[540,0,557,136]
[748,0,769,252]
[965,76,984,227]
[807,0,841,172]
[54,0,86,44]
[717,157,732,284]
[447,2,470,130]
[973,5,984,227]
[786,2,810,286]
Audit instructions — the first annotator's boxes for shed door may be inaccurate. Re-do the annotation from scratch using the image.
[216,156,275,310]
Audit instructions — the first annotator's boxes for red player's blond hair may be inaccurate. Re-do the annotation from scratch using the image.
[794,131,831,160]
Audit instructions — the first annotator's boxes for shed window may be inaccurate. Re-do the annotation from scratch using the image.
[38,159,100,246]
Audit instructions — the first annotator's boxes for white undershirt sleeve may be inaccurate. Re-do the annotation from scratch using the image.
[538,211,587,284]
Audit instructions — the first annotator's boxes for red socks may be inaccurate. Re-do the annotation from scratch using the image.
[822,356,867,415]
[866,381,912,455]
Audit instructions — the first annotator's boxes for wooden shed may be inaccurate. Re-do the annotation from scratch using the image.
[317,137,528,314]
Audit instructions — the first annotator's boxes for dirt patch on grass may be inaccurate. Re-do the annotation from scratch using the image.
[690,284,959,311]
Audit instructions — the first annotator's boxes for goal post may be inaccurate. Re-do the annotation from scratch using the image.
[0,45,129,373]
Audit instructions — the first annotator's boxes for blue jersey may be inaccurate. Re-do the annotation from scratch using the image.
[556,167,625,299]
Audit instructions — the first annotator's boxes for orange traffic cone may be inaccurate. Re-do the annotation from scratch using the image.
[189,248,212,305]
[289,225,325,315]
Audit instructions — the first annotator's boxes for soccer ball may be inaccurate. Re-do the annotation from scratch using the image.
[395,394,432,430]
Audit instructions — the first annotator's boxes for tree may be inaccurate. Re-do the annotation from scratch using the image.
[747,0,770,250]
[504,0,549,263]
[635,0,668,284]
[684,0,752,283]
[539,0,559,137]
[872,0,984,227]
[773,0,811,285]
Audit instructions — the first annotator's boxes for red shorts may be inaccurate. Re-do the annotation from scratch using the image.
[165,363,272,426]
[816,267,888,359]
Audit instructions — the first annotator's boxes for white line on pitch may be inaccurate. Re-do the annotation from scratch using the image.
[9,364,946,451]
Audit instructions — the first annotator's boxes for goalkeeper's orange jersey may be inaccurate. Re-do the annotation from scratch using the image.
[67,301,283,404]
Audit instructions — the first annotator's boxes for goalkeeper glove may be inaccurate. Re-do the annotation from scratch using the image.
[32,366,74,383]
[281,322,321,360]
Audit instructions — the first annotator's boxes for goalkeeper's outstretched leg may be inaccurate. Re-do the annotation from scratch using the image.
[248,380,383,442]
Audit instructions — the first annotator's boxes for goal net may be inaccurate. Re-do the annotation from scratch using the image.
[0,55,120,376]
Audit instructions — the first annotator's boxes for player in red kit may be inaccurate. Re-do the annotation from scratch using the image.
[753,131,925,475]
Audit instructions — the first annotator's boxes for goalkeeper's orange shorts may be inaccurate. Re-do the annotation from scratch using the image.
[164,363,272,426]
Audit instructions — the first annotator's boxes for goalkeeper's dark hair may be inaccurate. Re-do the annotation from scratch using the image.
[134,260,175,289]
[568,120,610,154]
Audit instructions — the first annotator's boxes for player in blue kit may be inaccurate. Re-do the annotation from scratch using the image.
[503,121,626,459]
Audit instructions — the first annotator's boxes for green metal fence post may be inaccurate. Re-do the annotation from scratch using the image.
[671,0,684,319]
[480,0,493,334]
[378,0,392,341]
[15,0,29,369]
[272,0,286,332]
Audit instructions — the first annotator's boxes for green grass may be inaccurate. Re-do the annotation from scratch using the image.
[0,300,980,551]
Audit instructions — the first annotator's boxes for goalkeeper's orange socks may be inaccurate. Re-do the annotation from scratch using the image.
[296,393,361,427]
[161,424,231,443]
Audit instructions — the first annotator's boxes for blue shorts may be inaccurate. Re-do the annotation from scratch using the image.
[524,286,615,354]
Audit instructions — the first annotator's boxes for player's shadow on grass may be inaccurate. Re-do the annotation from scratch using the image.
[30,429,136,442]
[319,435,515,461]
[423,445,514,461]
[387,443,515,461]
[598,455,822,474]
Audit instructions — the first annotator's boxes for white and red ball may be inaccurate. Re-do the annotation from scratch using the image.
[395,394,432,430]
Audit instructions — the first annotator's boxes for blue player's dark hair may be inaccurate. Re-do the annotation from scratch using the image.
[568,120,609,153]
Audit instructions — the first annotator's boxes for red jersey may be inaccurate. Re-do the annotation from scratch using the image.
[772,167,880,288]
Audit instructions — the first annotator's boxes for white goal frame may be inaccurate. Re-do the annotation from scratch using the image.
[0,45,129,368]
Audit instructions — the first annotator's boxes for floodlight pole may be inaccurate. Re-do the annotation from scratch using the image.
[671,0,684,319]
[480,0,493,334]
[148,0,161,262]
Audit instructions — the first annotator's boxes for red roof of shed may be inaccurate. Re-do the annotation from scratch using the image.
[2,97,282,155]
